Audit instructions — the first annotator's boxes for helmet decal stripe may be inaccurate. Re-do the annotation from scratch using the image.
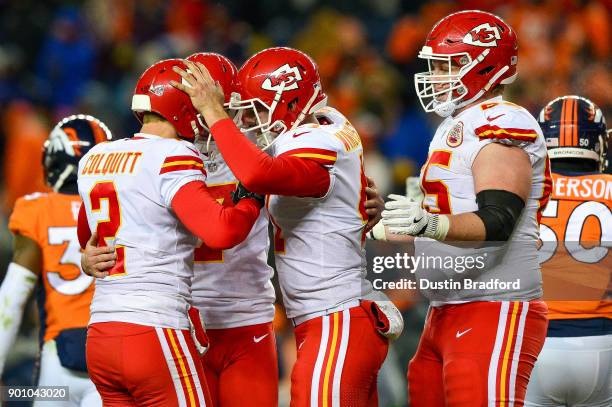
[560,98,567,147]
[572,97,578,147]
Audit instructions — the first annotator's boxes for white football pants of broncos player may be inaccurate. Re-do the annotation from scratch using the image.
[525,335,612,407]
[35,340,101,407]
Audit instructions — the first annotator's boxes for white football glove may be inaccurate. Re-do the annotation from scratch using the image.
[382,194,449,241]
[362,290,404,340]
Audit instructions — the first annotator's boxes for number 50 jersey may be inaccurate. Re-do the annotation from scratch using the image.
[539,171,612,319]
[77,134,206,330]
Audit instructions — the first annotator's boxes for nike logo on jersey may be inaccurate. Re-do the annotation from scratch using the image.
[293,131,310,138]
[298,340,306,350]
[186,146,200,156]
[253,334,269,343]
[486,113,505,122]
[456,328,472,338]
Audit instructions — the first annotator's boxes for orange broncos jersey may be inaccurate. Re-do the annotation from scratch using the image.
[8,192,94,342]
[539,172,612,320]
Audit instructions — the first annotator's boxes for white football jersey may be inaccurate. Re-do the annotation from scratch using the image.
[417,96,552,304]
[191,151,275,329]
[77,133,206,329]
[267,107,373,319]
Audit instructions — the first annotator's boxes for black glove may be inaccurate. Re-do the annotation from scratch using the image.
[232,183,265,207]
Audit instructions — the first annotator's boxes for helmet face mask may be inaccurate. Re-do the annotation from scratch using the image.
[414,10,518,117]
[415,51,472,117]
[43,114,112,192]
[229,91,287,150]
[230,47,328,150]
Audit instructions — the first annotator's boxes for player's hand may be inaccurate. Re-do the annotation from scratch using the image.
[232,183,265,208]
[81,231,115,279]
[381,194,429,236]
[170,60,228,128]
[364,176,384,233]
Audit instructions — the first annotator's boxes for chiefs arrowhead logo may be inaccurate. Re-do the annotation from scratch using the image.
[262,64,302,92]
[446,121,464,147]
[463,23,501,47]
[149,84,165,96]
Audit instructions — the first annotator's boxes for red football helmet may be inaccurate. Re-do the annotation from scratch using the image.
[414,10,518,117]
[229,47,328,149]
[186,52,237,105]
[186,52,238,155]
[131,58,205,141]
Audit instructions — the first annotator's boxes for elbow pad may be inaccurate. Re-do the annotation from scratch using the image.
[474,189,525,241]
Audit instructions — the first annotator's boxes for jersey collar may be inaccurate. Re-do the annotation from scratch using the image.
[453,95,504,120]
[132,132,163,140]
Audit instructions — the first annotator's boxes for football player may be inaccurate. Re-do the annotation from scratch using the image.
[80,52,385,407]
[77,58,263,406]
[0,114,111,406]
[525,96,611,406]
[377,10,552,406]
[184,52,279,407]
[172,47,402,406]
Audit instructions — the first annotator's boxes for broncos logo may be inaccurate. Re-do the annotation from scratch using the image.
[462,23,501,47]
[47,126,91,157]
[261,64,302,92]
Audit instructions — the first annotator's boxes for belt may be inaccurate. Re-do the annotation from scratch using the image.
[291,299,360,327]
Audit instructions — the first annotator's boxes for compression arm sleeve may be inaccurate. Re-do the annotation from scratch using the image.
[209,118,330,197]
[474,189,525,241]
[171,181,261,249]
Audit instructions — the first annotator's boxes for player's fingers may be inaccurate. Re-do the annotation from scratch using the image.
[95,260,115,272]
[172,66,195,86]
[365,207,379,215]
[365,200,383,211]
[87,245,115,255]
[196,62,215,83]
[169,80,193,95]
[365,187,381,201]
[90,268,110,279]
[183,60,203,82]
[91,252,116,264]
[366,176,377,189]
[86,231,98,248]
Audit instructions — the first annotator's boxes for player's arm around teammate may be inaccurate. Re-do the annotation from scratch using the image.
[172,51,400,407]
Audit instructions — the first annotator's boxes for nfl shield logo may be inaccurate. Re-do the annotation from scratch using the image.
[447,121,464,147]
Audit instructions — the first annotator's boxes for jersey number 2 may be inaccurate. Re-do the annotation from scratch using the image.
[89,181,126,276]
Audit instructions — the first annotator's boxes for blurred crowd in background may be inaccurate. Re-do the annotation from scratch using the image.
[0,0,610,404]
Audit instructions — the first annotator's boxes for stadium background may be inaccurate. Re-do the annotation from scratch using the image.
[0,0,609,405]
